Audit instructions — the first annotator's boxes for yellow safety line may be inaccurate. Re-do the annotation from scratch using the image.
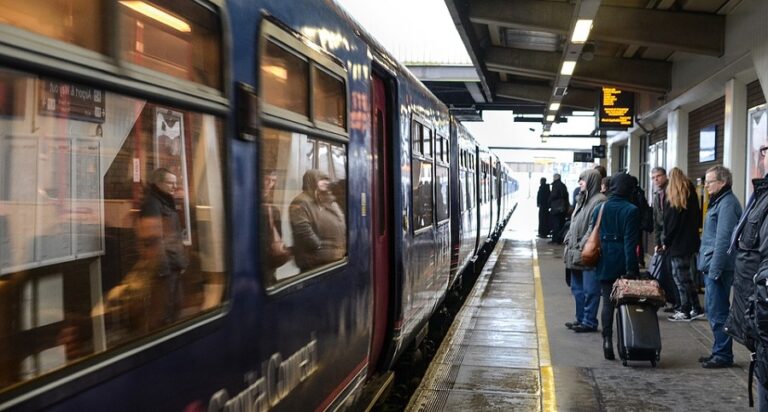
[532,241,557,412]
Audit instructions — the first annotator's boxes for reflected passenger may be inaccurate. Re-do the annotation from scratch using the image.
[289,170,346,270]
[262,170,291,283]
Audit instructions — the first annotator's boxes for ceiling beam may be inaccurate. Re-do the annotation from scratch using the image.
[485,47,671,92]
[592,7,724,57]
[469,0,724,56]
[444,0,494,102]
[495,82,597,110]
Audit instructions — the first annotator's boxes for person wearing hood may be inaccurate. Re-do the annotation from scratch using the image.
[139,168,189,327]
[663,167,705,322]
[537,177,551,238]
[290,169,346,271]
[697,166,741,368]
[590,172,640,360]
[563,169,607,333]
[549,173,570,244]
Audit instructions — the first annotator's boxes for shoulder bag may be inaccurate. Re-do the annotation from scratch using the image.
[581,204,604,267]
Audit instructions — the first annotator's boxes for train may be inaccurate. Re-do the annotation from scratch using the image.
[0,0,516,410]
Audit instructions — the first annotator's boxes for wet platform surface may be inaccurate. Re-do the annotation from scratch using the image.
[408,201,756,411]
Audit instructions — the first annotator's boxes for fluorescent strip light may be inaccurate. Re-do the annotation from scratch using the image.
[120,1,191,33]
[572,19,593,43]
[546,115,556,122]
[561,61,576,75]
[549,103,561,111]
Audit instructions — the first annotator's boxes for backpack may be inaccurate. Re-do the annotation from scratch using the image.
[631,185,654,232]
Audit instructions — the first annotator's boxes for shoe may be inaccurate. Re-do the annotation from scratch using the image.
[667,311,692,322]
[662,305,676,313]
[603,336,615,360]
[698,355,713,363]
[572,324,598,333]
[701,359,733,369]
[565,321,581,329]
[690,310,706,320]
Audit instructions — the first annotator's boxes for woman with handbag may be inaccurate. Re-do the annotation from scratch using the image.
[588,172,641,360]
[563,169,607,333]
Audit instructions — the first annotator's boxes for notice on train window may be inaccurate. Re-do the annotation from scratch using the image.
[598,87,634,130]
[38,79,106,124]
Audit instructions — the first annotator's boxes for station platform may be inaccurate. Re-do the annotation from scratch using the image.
[407,203,755,411]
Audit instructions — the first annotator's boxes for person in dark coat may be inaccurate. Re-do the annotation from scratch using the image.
[727,147,768,408]
[590,172,640,360]
[289,169,346,271]
[139,168,189,328]
[698,166,741,368]
[537,178,551,238]
[549,173,569,244]
[663,167,704,322]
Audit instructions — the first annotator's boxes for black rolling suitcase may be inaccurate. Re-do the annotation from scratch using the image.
[616,302,661,367]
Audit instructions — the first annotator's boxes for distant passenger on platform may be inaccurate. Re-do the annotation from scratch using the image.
[537,177,551,239]
[549,173,569,244]
[590,172,640,360]
[571,185,581,209]
[290,169,346,271]
[727,144,768,408]
[697,166,741,368]
[563,169,606,333]
[663,167,704,322]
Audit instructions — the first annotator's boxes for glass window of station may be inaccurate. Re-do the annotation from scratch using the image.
[258,20,349,289]
[0,1,226,393]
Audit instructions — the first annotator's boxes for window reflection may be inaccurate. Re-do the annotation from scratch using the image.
[260,128,347,286]
[262,40,309,116]
[0,67,227,391]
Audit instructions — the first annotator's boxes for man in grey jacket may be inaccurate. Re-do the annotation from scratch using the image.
[698,166,741,368]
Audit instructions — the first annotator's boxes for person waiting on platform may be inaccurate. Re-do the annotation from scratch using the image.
[537,177,551,238]
[563,169,606,333]
[590,172,640,360]
[289,169,346,271]
[549,173,569,244]
[728,143,768,409]
[663,167,704,322]
[697,166,741,368]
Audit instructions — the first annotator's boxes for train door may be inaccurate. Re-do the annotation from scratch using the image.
[369,72,392,372]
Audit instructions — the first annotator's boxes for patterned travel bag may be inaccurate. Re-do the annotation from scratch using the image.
[610,277,666,307]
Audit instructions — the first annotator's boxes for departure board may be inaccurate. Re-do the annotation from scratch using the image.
[598,87,634,129]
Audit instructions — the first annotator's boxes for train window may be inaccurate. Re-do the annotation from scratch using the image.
[435,166,449,222]
[0,67,228,391]
[434,136,442,161]
[261,40,310,118]
[411,122,422,155]
[412,159,433,231]
[119,0,222,89]
[260,128,348,286]
[423,128,432,158]
[312,67,346,129]
[0,0,105,53]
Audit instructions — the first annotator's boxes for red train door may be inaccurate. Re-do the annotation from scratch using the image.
[369,73,392,373]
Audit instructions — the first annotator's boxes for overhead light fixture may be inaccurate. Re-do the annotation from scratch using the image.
[120,1,192,33]
[546,115,556,122]
[561,61,576,75]
[572,19,593,43]
[549,103,561,111]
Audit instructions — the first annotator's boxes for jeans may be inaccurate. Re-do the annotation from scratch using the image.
[581,270,600,328]
[704,270,734,363]
[570,270,585,323]
[600,281,616,338]
[670,255,703,314]
[759,382,768,412]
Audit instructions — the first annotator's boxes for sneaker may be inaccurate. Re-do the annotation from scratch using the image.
[701,359,733,369]
[565,321,581,329]
[667,311,692,322]
[690,310,706,320]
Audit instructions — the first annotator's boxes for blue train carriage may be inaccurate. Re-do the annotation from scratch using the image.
[449,120,480,279]
[0,1,375,411]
